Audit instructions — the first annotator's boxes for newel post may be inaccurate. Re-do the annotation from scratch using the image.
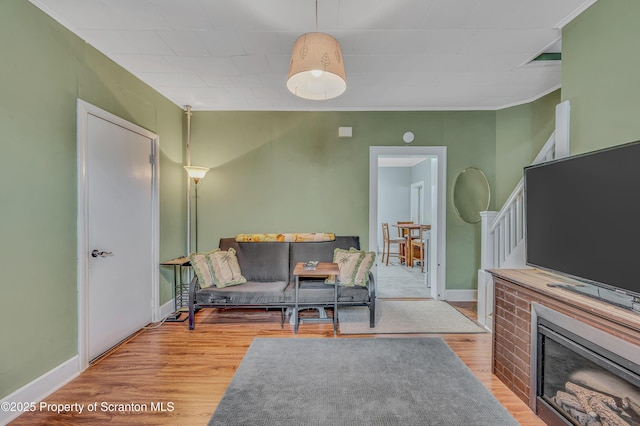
[478,211,498,330]
[480,211,498,270]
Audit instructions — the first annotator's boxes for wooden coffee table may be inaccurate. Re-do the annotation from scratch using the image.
[293,262,340,334]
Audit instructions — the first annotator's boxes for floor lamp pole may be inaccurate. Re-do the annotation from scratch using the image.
[185,106,192,256]
[194,181,199,252]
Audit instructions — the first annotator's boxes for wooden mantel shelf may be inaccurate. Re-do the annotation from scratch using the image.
[489,268,640,335]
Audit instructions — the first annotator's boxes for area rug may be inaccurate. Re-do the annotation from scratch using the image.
[338,300,486,334]
[208,338,518,425]
[377,262,429,298]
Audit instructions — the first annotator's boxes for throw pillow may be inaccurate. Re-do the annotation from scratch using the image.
[350,248,376,287]
[208,248,247,288]
[188,250,217,289]
[325,248,364,286]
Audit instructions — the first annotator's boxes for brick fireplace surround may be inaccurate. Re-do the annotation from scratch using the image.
[489,269,640,413]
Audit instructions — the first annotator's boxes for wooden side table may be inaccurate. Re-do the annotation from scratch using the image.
[293,262,340,334]
[160,256,191,322]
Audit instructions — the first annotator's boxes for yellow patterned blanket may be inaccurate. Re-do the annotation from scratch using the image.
[235,233,336,243]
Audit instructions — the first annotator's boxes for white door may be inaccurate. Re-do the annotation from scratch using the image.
[78,101,159,363]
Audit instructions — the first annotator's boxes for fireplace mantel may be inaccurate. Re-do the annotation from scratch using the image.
[488,268,640,409]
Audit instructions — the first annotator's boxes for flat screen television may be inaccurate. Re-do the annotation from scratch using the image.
[524,140,640,308]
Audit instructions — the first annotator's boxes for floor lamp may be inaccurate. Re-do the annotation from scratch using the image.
[184,166,209,253]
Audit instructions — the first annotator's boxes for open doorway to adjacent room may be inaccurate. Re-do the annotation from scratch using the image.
[369,146,447,300]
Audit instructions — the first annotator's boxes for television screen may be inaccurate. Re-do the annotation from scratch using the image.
[524,141,640,299]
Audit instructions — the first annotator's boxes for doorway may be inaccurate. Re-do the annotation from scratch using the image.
[369,146,446,300]
[77,100,159,369]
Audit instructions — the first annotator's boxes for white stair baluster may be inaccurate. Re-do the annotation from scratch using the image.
[477,100,571,330]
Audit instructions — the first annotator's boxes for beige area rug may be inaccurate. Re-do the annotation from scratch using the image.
[338,300,487,334]
[376,262,429,298]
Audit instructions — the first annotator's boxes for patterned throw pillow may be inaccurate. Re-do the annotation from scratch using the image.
[188,250,217,289]
[235,233,336,242]
[350,248,376,287]
[326,248,364,286]
[208,248,247,288]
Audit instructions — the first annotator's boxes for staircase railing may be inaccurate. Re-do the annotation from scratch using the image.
[477,100,570,330]
[482,134,556,269]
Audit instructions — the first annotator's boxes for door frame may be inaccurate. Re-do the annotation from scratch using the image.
[76,99,160,370]
[410,180,424,224]
[369,146,447,299]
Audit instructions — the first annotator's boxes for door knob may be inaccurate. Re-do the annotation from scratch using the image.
[91,250,113,258]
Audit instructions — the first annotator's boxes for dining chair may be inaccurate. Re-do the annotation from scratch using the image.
[410,225,431,272]
[382,223,407,266]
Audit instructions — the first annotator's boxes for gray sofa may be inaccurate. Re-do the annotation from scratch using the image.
[188,236,375,330]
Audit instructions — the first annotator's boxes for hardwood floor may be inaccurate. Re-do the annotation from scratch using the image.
[10,303,546,425]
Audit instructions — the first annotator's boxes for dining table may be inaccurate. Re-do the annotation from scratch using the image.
[391,223,431,267]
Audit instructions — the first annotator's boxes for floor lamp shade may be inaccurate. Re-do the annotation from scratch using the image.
[287,32,346,100]
[184,165,209,184]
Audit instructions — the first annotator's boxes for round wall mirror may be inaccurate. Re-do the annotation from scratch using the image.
[452,167,490,223]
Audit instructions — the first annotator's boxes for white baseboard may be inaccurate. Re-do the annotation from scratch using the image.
[159,299,176,319]
[445,289,477,302]
[0,356,80,425]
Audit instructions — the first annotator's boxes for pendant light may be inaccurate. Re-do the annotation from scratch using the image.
[286,0,346,100]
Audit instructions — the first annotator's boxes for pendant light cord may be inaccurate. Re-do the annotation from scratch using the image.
[315,0,318,31]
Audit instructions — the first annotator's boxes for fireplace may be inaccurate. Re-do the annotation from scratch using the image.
[531,303,640,426]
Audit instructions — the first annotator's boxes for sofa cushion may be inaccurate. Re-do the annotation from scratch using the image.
[351,248,376,287]
[188,250,217,288]
[219,238,290,282]
[208,248,247,288]
[284,281,335,304]
[337,285,370,303]
[326,248,364,286]
[196,281,288,305]
[289,236,360,279]
[283,281,370,304]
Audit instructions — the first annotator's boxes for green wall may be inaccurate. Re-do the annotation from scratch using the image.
[495,90,560,207]
[6,0,630,405]
[562,0,640,154]
[0,1,184,399]
[190,110,496,291]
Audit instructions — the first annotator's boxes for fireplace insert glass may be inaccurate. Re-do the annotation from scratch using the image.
[537,319,640,426]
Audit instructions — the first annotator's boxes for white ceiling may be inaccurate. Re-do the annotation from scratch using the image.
[29,0,597,111]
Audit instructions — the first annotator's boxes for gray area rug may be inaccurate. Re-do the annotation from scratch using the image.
[209,338,518,425]
[339,300,486,334]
